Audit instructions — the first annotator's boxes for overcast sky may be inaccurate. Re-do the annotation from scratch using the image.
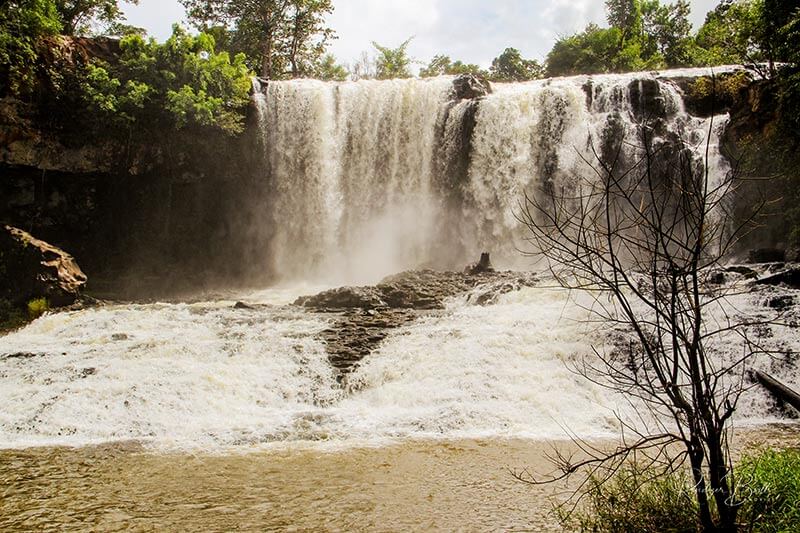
[121,0,720,68]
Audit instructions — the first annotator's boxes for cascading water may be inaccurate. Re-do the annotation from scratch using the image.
[255,68,732,282]
[3,67,793,454]
[255,77,454,284]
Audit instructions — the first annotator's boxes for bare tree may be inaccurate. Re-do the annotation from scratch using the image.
[514,98,767,531]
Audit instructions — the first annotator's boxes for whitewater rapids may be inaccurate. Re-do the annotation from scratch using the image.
[1,283,797,452]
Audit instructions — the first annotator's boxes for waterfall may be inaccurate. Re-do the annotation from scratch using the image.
[254,69,732,283]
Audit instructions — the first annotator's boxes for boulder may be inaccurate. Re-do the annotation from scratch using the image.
[451,74,492,100]
[465,252,495,275]
[0,225,87,307]
[755,267,800,289]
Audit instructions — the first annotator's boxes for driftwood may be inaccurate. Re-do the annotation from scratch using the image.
[754,371,800,412]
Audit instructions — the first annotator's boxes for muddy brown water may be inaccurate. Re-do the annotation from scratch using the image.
[2,427,798,532]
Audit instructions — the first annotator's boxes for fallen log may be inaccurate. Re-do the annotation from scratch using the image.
[754,371,800,412]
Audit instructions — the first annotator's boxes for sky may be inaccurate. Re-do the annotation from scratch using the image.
[121,0,721,69]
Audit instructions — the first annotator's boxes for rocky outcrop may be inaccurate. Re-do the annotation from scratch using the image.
[451,74,492,100]
[0,225,87,307]
[297,266,539,377]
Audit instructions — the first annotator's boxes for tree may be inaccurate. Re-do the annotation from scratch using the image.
[546,24,647,77]
[78,26,252,135]
[489,47,543,81]
[53,0,139,35]
[694,0,765,66]
[313,52,347,81]
[419,54,485,78]
[515,94,764,531]
[180,0,335,79]
[372,37,412,80]
[640,0,693,66]
[0,0,61,95]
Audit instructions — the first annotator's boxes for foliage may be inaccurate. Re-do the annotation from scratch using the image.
[312,52,347,81]
[562,464,699,532]
[78,26,252,136]
[54,0,138,35]
[562,449,800,533]
[489,47,543,82]
[180,0,335,79]
[26,297,49,319]
[548,0,694,76]
[737,448,800,532]
[0,299,28,333]
[419,54,485,78]
[546,24,649,77]
[0,0,62,96]
[372,37,412,80]
[694,0,765,66]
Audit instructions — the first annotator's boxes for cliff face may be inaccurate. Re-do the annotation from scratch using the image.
[0,66,272,297]
[719,79,800,259]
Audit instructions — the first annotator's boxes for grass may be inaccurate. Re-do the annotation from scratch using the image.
[560,449,800,533]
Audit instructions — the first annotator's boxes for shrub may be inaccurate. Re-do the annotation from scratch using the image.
[560,449,800,532]
[560,465,699,533]
[26,297,49,319]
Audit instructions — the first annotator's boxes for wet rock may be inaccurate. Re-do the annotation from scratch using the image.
[234,301,256,310]
[464,252,494,275]
[111,333,129,341]
[726,265,759,279]
[0,225,87,307]
[768,295,795,310]
[4,352,41,359]
[295,286,387,310]
[451,74,492,100]
[708,271,727,285]
[299,266,540,377]
[756,268,800,289]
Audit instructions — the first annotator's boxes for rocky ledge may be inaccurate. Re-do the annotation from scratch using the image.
[295,262,539,378]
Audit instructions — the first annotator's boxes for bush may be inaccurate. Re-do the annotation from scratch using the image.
[26,297,49,319]
[561,465,699,533]
[561,449,800,533]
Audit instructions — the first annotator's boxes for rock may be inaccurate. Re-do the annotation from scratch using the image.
[234,301,256,310]
[748,248,786,264]
[768,295,795,310]
[755,268,800,289]
[111,333,129,341]
[0,225,87,307]
[465,252,495,275]
[708,271,726,285]
[451,74,492,100]
[295,286,387,310]
[726,265,759,279]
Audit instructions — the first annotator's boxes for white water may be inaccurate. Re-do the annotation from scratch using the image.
[0,283,797,452]
[256,69,732,283]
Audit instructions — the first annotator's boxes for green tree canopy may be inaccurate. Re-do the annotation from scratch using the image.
[313,52,347,81]
[0,0,62,95]
[372,37,412,79]
[547,0,693,76]
[180,0,334,79]
[694,0,765,65]
[419,54,485,78]
[79,25,252,135]
[489,47,543,81]
[54,0,138,35]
